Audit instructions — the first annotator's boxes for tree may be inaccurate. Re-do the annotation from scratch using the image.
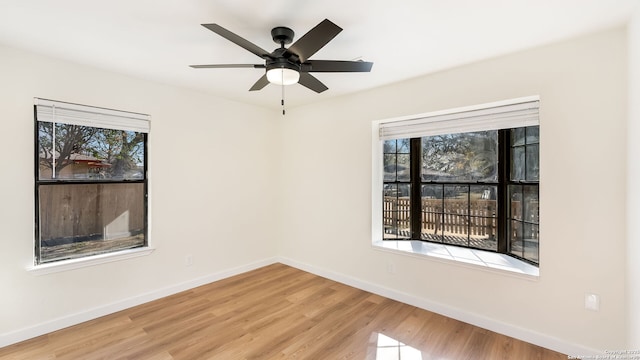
[422,131,497,181]
[38,123,99,176]
[103,130,144,178]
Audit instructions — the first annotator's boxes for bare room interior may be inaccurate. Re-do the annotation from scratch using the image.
[1,0,640,358]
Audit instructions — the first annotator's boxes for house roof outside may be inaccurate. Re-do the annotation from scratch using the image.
[40,152,111,168]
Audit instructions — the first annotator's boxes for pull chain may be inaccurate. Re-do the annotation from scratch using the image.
[280,40,286,116]
[281,71,286,116]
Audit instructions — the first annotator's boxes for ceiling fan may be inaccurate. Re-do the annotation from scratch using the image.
[190,19,373,94]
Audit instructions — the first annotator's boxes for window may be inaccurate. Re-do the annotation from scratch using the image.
[34,99,150,265]
[376,97,540,265]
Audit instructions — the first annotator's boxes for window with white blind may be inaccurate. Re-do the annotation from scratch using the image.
[34,98,150,265]
[372,96,540,266]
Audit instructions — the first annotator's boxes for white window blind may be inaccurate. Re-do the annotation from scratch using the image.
[34,98,150,133]
[379,96,539,140]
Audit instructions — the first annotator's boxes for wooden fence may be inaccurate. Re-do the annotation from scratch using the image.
[383,197,497,238]
[383,197,541,241]
[38,183,144,243]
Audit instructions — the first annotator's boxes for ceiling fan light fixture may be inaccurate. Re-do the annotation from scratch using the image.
[266,67,300,85]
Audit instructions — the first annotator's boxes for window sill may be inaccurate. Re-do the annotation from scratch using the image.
[372,240,539,279]
[27,247,155,275]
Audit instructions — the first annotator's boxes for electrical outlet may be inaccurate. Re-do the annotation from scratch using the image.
[585,293,600,311]
[185,255,194,267]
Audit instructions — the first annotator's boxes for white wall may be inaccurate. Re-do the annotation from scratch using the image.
[278,27,628,353]
[0,44,278,344]
[628,4,640,349]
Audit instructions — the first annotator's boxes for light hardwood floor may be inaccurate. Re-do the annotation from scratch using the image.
[0,263,567,359]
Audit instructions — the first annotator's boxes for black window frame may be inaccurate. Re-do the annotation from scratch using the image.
[383,127,539,266]
[33,102,149,265]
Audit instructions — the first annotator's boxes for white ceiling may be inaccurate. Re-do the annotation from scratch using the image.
[0,0,637,110]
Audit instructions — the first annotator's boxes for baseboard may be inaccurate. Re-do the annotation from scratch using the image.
[276,256,601,357]
[0,257,278,348]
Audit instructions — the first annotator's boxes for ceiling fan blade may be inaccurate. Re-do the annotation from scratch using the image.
[202,24,272,59]
[190,64,266,69]
[287,19,342,63]
[302,60,373,73]
[249,74,270,91]
[298,73,328,93]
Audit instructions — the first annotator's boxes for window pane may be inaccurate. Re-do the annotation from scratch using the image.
[470,185,498,250]
[470,216,497,251]
[443,216,468,246]
[421,184,443,199]
[397,139,410,153]
[526,144,539,181]
[397,184,411,237]
[523,185,539,223]
[421,185,442,241]
[383,139,396,153]
[383,183,398,197]
[38,123,145,181]
[38,183,145,263]
[383,184,410,239]
[396,183,411,198]
[510,220,523,258]
[523,223,539,263]
[511,147,525,181]
[383,154,397,181]
[509,185,522,220]
[443,185,468,245]
[421,131,498,182]
[526,126,539,144]
[383,183,398,238]
[420,214,443,242]
[396,154,411,182]
[512,127,525,146]
[470,185,496,202]
[444,185,468,215]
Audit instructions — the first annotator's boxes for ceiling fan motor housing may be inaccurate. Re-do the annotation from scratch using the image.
[266,57,300,72]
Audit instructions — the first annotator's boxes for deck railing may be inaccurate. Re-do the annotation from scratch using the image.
[383,197,497,238]
[383,197,539,241]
